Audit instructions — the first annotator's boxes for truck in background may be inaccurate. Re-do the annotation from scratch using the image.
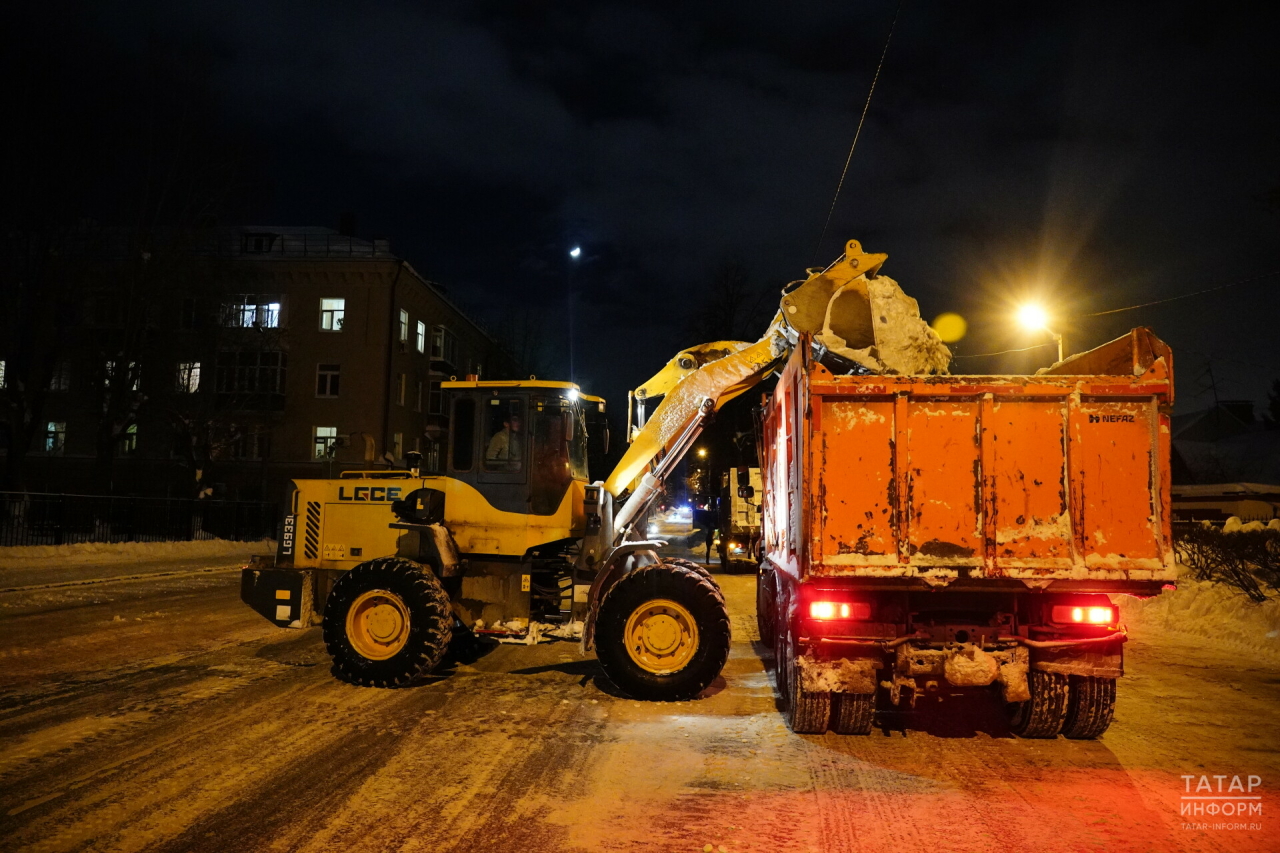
[717,467,762,570]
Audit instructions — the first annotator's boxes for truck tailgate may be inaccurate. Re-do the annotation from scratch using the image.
[803,352,1175,583]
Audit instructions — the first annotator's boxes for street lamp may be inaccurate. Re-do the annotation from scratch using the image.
[697,448,707,459]
[1016,303,1064,363]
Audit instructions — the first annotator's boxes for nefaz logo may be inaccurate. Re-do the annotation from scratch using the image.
[337,486,402,502]
[1089,413,1135,423]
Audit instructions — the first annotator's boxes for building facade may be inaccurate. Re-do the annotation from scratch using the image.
[3,226,515,502]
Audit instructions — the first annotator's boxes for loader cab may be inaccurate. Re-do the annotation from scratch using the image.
[442,380,592,515]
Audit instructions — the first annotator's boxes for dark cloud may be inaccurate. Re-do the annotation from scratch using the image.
[14,0,1280,411]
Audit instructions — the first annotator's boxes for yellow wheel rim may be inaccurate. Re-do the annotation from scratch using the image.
[624,599,699,675]
[346,589,411,660]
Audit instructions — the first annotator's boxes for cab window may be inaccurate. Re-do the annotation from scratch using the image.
[482,398,525,472]
[450,398,476,472]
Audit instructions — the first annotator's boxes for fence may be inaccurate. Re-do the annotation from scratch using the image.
[0,492,279,548]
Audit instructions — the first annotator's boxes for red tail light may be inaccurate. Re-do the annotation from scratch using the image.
[1052,605,1116,625]
[808,601,871,620]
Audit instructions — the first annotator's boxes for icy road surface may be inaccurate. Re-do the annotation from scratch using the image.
[1,553,1276,853]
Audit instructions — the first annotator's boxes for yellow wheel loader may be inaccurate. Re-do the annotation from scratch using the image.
[241,239,953,701]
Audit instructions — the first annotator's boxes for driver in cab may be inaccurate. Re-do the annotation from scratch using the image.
[485,413,523,470]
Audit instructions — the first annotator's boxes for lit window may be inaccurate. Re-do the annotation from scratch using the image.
[399,309,409,343]
[120,424,138,456]
[314,426,339,459]
[320,298,345,331]
[45,422,66,454]
[222,296,282,328]
[177,361,201,393]
[416,320,426,353]
[316,364,341,398]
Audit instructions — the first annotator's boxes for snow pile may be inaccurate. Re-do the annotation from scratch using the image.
[815,275,952,375]
[1119,571,1280,662]
[0,538,275,570]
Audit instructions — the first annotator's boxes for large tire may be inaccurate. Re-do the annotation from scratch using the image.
[1062,676,1117,739]
[595,560,731,701]
[663,557,719,589]
[756,567,777,647]
[782,627,830,734]
[831,692,876,735]
[1007,670,1069,738]
[323,557,452,688]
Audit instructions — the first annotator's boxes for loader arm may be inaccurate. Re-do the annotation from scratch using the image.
[604,314,790,500]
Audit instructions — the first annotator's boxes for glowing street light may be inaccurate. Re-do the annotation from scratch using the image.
[696,448,707,459]
[1015,303,1064,363]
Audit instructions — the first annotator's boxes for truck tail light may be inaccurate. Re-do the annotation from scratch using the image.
[808,601,871,620]
[1052,605,1116,625]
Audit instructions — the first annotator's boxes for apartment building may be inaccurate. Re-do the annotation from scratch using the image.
[4,226,514,501]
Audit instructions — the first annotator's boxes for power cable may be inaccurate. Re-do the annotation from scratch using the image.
[952,341,1055,360]
[1082,269,1280,317]
[812,0,905,266]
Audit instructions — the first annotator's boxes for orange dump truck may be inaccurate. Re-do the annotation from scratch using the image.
[755,328,1176,738]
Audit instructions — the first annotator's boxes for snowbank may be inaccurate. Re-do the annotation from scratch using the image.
[0,538,275,570]
[1119,571,1280,662]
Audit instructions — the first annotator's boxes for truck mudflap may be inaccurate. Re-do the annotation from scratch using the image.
[241,565,314,628]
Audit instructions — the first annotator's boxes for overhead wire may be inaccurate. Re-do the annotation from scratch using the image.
[1081,269,1280,317]
[952,342,1055,360]
[811,0,905,266]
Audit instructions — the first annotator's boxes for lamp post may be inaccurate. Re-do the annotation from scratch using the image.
[568,246,582,384]
[1016,304,1065,363]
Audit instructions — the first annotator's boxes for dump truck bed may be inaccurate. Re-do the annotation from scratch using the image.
[762,329,1176,589]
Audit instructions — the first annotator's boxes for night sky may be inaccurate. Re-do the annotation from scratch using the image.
[13,1,1280,424]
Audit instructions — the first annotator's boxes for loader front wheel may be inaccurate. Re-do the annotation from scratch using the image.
[323,557,452,688]
[595,561,731,701]
[1062,676,1116,739]
[1007,670,1069,738]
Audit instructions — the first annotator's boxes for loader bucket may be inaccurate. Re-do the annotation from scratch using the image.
[780,239,951,375]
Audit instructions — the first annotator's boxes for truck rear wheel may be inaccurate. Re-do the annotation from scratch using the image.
[595,561,731,701]
[323,557,452,688]
[1007,670,1069,738]
[1062,676,1116,739]
[831,693,875,735]
[781,627,830,734]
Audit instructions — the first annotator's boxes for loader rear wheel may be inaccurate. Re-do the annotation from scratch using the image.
[323,557,452,688]
[1062,676,1117,739]
[782,627,830,734]
[831,693,876,735]
[595,561,731,701]
[1007,670,1069,738]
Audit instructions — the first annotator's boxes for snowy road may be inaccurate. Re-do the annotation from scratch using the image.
[1,553,1276,853]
